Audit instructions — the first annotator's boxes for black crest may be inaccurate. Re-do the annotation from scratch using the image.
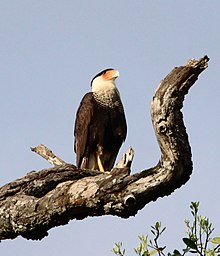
[91,68,115,86]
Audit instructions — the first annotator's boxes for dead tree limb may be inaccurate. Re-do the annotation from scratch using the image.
[0,56,209,241]
[31,144,67,166]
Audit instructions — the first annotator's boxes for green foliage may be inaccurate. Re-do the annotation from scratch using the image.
[181,202,220,256]
[112,202,220,256]
[112,242,126,256]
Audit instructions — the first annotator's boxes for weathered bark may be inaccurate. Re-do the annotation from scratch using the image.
[0,56,209,241]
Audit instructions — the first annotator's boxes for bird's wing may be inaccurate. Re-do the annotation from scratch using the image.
[74,92,94,167]
[106,107,127,170]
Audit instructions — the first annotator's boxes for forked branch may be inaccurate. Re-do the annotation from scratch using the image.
[0,56,209,241]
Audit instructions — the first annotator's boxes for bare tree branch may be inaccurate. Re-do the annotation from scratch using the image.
[31,144,67,166]
[0,56,209,241]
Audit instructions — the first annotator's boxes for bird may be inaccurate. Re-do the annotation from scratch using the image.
[74,68,127,172]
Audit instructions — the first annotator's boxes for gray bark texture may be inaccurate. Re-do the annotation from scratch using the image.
[0,56,209,241]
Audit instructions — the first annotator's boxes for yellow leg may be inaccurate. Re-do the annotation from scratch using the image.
[97,154,105,172]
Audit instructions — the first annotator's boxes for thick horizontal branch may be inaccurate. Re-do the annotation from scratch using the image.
[0,56,209,241]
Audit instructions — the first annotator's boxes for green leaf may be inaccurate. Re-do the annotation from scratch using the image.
[211,237,220,245]
[172,249,182,256]
[151,230,156,236]
[155,222,161,229]
[183,248,190,254]
[160,227,166,234]
[183,238,197,250]
[149,249,158,256]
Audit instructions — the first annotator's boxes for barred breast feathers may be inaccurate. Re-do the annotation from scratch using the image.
[93,88,124,111]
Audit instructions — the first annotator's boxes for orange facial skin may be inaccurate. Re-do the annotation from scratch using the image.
[102,69,119,81]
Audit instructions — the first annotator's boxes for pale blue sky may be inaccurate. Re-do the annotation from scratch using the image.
[0,1,219,256]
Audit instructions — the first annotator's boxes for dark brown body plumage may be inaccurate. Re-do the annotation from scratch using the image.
[74,92,127,172]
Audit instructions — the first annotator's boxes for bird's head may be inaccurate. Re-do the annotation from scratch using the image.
[91,68,119,93]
